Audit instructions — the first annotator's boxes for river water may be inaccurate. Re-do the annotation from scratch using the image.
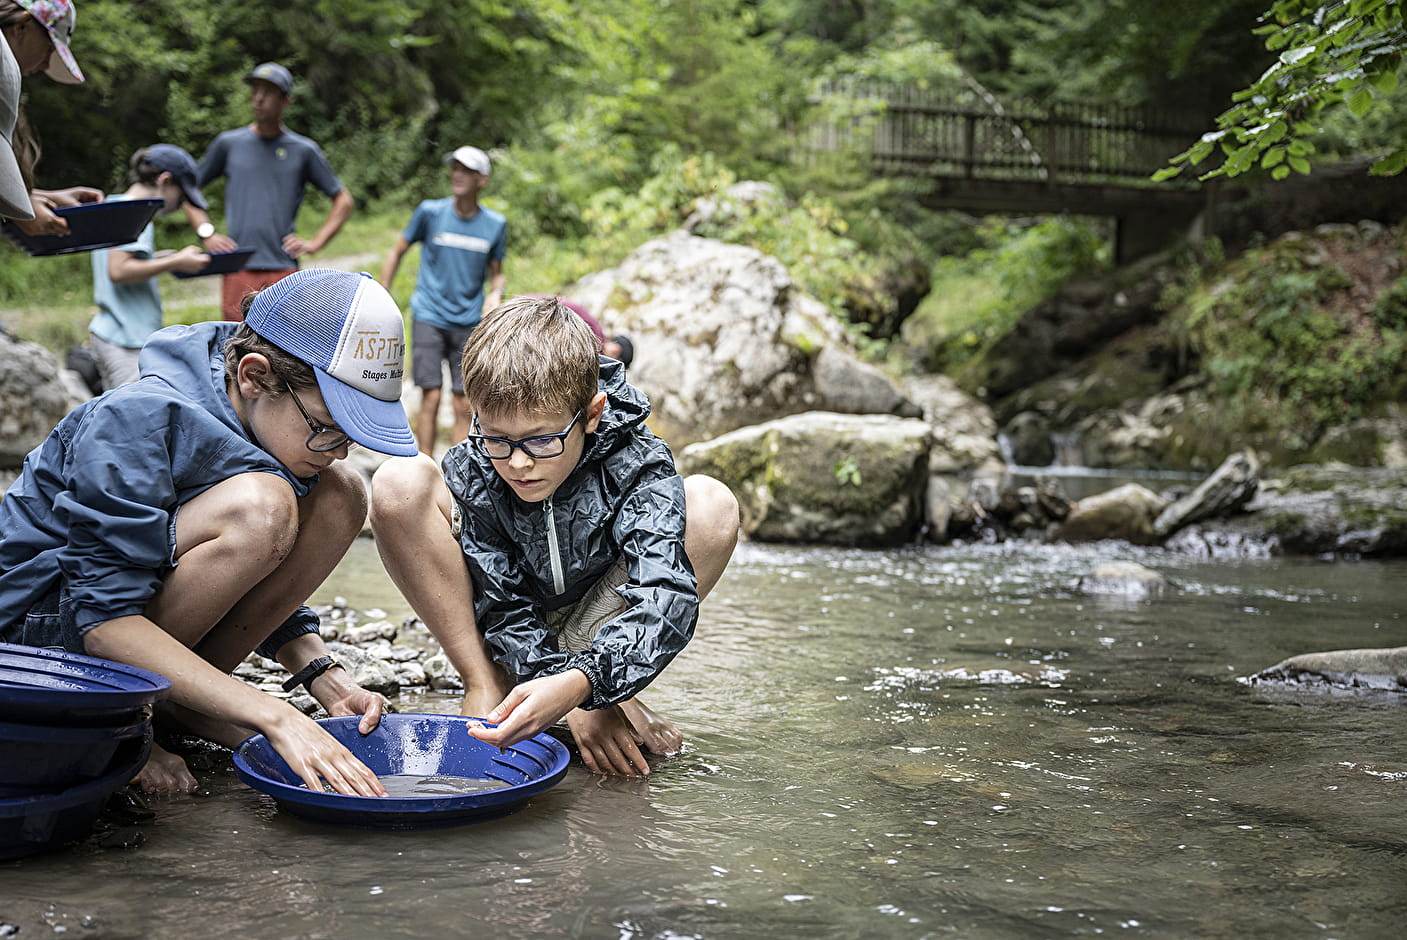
[3,537,1405,938]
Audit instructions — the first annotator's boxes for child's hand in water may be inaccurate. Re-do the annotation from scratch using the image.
[466,670,593,749]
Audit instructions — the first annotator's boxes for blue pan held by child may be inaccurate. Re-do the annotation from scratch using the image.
[233,713,569,830]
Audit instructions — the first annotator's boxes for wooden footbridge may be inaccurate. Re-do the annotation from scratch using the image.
[807,82,1215,262]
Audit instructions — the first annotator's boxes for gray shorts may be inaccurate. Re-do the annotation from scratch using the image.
[411,319,476,392]
[89,333,141,391]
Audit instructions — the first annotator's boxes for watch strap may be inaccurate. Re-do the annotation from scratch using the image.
[282,655,340,693]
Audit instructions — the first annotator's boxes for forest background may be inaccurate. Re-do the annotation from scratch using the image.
[3,0,1405,447]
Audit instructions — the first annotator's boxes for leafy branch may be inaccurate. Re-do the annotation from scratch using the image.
[1156,0,1406,181]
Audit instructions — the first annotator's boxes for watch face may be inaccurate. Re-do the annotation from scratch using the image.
[197,223,215,238]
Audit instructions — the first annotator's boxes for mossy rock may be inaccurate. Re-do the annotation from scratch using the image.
[679,411,932,546]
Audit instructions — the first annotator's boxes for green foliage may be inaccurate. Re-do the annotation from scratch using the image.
[1159,0,1407,182]
[1176,238,1407,448]
[903,216,1110,371]
[833,457,863,487]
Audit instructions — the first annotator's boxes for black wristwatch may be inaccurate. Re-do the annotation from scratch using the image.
[282,655,342,693]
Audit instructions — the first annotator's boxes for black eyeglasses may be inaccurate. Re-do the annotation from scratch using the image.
[468,410,582,460]
[284,383,357,453]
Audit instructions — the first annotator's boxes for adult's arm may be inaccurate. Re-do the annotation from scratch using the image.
[284,188,354,258]
[10,186,103,236]
[181,202,237,254]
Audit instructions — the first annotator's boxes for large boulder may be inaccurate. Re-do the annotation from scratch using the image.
[569,231,917,447]
[678,411,932,546]
[0,330,77,468]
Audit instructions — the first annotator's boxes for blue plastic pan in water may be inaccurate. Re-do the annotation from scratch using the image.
[233,713,570,830]
[0,642,171,726]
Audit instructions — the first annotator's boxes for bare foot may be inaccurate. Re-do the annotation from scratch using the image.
[461,685,506,722]
[618,697,684,756]
[133,742,199,793]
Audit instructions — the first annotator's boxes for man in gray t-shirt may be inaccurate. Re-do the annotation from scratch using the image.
[185,62,355,321]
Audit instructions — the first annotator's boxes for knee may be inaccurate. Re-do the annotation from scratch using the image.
[218,474,301,558]
[370,454,443,528]
[305,462,368,541]
[684,474,741,552]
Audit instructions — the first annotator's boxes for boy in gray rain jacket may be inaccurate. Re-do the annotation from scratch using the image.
[370,295,739,776]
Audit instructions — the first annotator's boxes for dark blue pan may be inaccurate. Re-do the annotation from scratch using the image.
[233,713,570,830]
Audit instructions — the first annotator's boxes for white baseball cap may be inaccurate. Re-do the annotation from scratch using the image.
[445,146,491,177]
[244,269,417,456]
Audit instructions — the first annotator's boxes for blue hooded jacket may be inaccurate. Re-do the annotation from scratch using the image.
[441,357,698,711]
[0,322,316,649]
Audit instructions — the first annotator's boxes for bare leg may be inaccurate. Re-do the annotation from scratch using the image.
[617,474,740,756]
[415,386,443,455]
[449,391,472,449]
[370,454,510,718]
[133,466,366,791]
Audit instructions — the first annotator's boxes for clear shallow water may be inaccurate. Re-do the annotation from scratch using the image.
[4,538,1405,938]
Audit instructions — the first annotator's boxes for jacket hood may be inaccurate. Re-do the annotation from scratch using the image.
[583,357,651,463]
[138,322,247,437]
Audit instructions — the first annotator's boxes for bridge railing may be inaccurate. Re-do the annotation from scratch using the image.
[806,81,1206,187]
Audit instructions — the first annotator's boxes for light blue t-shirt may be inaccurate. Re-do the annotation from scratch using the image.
[403,198,507,330]
[90,194,161,350]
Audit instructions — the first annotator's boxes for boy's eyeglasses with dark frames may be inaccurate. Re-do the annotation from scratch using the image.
[468,410,582,460]
[284,383,357,453]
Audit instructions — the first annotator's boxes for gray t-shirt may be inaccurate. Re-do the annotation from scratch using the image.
[197,126,343,270]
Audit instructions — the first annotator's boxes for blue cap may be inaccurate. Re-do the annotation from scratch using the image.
[244,269,416,456]
[141,143,206,210]
[245,61,293,96]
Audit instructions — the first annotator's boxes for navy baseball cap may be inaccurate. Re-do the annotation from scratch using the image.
[245,61,293,96]
[142,144,206,210]
[244,269,416,456]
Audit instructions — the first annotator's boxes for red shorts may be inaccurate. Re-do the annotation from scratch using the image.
[221,268,298,321]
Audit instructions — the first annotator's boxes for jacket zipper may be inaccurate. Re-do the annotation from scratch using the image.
[544,496,565,595]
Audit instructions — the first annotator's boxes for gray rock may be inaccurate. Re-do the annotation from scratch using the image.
[1079,560,1169,598]
[423,651,464,691]
[0,330,80,467]
[1153,449,1260,537]
[1054,483,1168,544]
[1247,646,1407,692]
[568,231,914,447]
[326,641,401,695]
[678,411,932,546]
[341,620,399,645]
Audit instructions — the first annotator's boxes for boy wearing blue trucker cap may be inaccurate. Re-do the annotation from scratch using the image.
[0,268,415,797]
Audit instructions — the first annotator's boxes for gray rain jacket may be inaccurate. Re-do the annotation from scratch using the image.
[441,358,697,710]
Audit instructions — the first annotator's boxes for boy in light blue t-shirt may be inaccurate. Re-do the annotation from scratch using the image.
[89,144,210,389]
[380,145,506,454]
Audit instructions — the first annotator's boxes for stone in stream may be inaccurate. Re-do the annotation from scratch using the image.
[1246,646,1407,693]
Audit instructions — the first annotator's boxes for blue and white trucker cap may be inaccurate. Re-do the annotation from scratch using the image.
[244,269,417,456]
